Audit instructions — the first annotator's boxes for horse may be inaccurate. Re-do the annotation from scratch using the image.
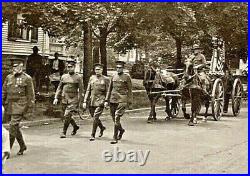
[179,59,210,126]
[143,65,179,123]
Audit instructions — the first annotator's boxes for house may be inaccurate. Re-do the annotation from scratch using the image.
[2,14,50,80]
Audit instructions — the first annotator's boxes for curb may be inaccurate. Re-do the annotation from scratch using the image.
[3,106,167,128]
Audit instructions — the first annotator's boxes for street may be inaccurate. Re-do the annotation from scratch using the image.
[5,106,248,174]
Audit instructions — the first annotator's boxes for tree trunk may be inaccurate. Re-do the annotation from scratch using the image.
[175,38,184,69]
[83,22,93,89]
[99,27,108,76]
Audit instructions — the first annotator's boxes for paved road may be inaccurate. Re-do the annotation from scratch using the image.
[4,106,248,174]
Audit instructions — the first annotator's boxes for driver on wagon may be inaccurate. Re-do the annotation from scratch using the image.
[189,44,210,95]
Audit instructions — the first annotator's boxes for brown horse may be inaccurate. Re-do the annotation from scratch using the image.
[180,59,210,126]
[143,66,179,123]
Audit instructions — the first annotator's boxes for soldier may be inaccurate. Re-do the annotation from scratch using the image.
[83,63,109,141]
[2,58,35,155]
[104,61,133,144]
[190,44,210,94]
[53,59,83,138]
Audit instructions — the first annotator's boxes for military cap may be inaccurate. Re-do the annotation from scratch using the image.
[192,44,202,50]
[66,58,76,66]
[32,46,39,51]
[94,63,104,69]
[10,58,25,66]
[115,60,126,67]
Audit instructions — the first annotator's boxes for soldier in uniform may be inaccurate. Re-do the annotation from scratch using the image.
[190,44,210,94]
[2,58,35,155]
[104,61,133,144]
[53,59,83,138]
[83,63,109,141]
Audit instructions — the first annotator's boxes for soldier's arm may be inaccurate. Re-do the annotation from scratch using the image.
[2,76,8,104]
[54,76,64,99]
[83,77,92,103]
[26,76,35,105]
[105,77,113,103]
[127,75,133,103]
[78,76,84,103]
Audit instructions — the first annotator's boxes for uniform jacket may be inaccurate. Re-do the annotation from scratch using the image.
[191,53,206,66]
[55,73,84,105]
[2,72,35,115]
[105,73,132,104]
[84,75,110,107]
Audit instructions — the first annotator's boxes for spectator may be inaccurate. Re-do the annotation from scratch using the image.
[26,46,44,95]
[49,52,65,92]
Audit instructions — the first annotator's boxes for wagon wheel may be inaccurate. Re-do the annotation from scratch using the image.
[166,97,180,118]
[232,78,243,116]
[211,78,224,121]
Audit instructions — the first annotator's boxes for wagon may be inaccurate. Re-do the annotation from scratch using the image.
[150,37,244,121]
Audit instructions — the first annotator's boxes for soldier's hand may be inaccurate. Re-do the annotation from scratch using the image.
[53,98,58,105]
[104,102,109,109]
[82,102,87,110]
[128,102,133,110]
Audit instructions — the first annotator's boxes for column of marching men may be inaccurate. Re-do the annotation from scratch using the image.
[2,57,133,161]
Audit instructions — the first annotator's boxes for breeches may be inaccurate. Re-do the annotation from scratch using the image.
[89,106,104,120]
[110,103,126,125]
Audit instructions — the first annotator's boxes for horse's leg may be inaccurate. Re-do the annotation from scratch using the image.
[203,98,210,122]
[147,97,153,123]
[182,100,190,119]
[152,96,159,121]
[165,97,171,120]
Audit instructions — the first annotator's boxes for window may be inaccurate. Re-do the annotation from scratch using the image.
[8,14,38,42]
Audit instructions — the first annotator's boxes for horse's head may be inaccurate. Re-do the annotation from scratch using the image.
[143,66,157,91]
[184,58,195,78]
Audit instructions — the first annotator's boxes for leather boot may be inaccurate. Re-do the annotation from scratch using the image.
[90,120,98,141]
[117,124,125,140]
[110,125,119,144]
[98,120,106,137]
[16,129,27,155]
[70,119,79,135]
[61,121,69,138]
[9,135,15,149]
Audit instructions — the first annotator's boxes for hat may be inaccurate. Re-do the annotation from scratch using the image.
[94,63,104,69]
[192,44,202,50]
[10,58,24,66]
[115,60,126,67]
[32,46,39,51]
[66,58,76,66]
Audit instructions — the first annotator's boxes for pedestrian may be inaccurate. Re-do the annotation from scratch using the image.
[83,63,109,141]
[2,58,35,155]
[26,46,44,95]
[53,59,83,138]
[2,106,10,173]
[104,60,133,144]
[49,52,65,92]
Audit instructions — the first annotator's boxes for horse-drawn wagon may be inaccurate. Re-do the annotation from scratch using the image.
[144,37,244,125]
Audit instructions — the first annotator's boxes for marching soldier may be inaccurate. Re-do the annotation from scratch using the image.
[2,58,35,155]
[83,63,109,141]
[104,61,133,144]
[53,59,83,138]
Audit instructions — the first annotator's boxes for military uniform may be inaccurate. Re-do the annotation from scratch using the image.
[2,60,35,155]
[191,51,210,93]
[84,74,109,140]
[55,66,83,138]
[105,62,132,144]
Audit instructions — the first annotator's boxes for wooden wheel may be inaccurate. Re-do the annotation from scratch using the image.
[211,78,224,121]
[166,97,180,118]
[232,78,243,116]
